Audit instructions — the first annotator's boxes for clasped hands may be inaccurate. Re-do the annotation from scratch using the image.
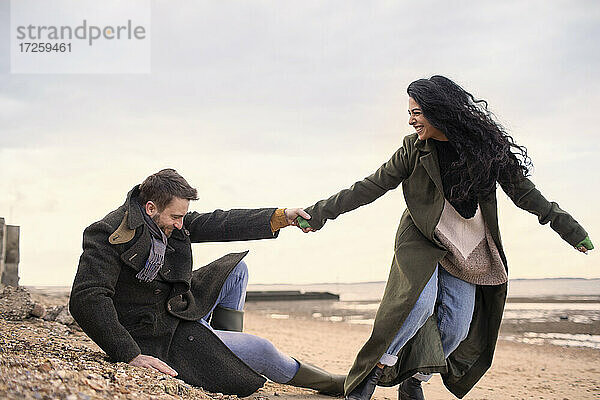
[283,208,314,232]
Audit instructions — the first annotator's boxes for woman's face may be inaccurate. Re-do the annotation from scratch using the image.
[408,97,448,141]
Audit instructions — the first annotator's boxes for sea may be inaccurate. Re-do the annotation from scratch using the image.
[27,278,600,350]
[247,278,600,350]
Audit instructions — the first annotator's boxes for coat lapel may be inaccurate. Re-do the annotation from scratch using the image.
[416,139,444,194]
[125,185,145,230]
[109,211,136,244]
[412,138,445,240]
[120,227,151,273]
[118,186,150,273]
[420,153,444,194]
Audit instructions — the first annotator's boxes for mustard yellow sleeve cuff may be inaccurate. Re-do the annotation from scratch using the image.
[270,208,289,232]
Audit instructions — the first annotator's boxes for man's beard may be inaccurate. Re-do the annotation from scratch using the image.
[152,214,172,238]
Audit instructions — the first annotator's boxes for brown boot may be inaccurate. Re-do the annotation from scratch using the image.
[287,361,346,396]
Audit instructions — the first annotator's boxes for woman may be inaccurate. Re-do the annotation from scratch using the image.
[296,75,593,400]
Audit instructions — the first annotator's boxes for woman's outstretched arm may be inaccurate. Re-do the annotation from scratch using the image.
[498,176,592,251]
[302,136,412,231]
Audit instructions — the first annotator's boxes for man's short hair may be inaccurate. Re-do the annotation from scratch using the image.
[138,169,198,211]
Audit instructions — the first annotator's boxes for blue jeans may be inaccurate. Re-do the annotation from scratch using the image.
[379,265,476,380]
[199,260,300,383]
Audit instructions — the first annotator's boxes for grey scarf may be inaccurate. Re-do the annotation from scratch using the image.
[136,203,168,282]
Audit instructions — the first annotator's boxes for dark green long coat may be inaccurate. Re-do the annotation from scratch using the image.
[70,185,279,396]
[304,133,587,398]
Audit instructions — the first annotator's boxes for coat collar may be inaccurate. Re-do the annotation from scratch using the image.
[124,185,145,229]
[414,136,432,152]
[415,138,444,194]
[109,185,145,245]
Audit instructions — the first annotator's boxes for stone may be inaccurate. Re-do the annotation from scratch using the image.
[0,286,33,320]
[38,360,53,373]
[30,303,46,318]
[43,305,75,325]
[55,307,75,325]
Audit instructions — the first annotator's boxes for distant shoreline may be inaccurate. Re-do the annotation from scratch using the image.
[23,284,600,304]
[23,277,600,289]
[506,296,600,303]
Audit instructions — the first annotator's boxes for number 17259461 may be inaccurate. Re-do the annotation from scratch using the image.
[19,42,72,53]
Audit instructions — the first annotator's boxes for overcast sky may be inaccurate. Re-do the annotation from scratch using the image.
[0,0,599,286]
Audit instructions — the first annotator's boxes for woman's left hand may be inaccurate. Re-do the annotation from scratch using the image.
[575,236,594,254]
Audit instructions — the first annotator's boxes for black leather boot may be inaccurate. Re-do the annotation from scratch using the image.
[398,377,425,400]
[345,366,383,400]
[209,305,244,332]
[287,361,346,396]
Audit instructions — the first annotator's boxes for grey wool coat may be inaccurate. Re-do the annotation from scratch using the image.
[304,133,588,398]
[69,185,279,396]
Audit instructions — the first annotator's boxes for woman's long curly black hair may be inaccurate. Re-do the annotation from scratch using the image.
[407,75,532,202]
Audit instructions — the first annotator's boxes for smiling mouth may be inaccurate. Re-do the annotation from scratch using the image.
[414,125,424,134]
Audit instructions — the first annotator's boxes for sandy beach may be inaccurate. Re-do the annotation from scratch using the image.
[1,289,599,400]
[244,309,600,400]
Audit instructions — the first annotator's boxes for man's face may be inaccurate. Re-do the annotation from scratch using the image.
[145,197,190,238]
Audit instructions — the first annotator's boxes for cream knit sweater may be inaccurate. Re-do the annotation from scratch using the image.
[435,200,508,285]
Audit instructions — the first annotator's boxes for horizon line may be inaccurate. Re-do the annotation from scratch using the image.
[22,276,600,289]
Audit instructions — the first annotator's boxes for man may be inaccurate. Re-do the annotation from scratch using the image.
[69,169,344,396]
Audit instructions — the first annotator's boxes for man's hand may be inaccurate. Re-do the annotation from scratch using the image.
[284,208,314,232]
[129,354,178,377]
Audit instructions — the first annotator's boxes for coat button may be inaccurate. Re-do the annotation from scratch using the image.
[188,335,194,341]
[154,289,161,295]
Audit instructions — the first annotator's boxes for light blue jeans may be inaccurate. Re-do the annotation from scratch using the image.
[379,265,476,381]
[199,260,300,383]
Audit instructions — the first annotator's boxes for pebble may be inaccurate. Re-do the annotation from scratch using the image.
[0,286,34,320]
[30,303,46,318]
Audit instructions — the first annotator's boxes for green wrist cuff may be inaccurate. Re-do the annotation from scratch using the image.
[576,236,594,250]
